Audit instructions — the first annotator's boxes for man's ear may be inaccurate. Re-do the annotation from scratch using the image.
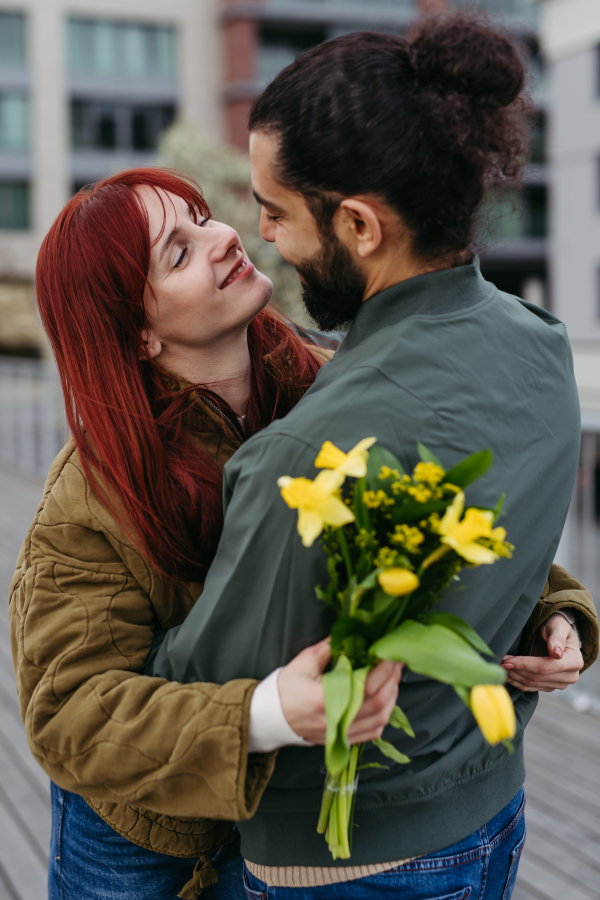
[337,198,384,258]
[140,328,162,360]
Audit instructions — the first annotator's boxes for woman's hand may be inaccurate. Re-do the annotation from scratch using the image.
[501,613,583,692]
[278,639,403,745]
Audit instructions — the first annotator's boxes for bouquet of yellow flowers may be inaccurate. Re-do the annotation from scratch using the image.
[278,439,516,861]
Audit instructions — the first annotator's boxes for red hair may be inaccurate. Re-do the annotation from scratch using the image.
[36,168,319,584]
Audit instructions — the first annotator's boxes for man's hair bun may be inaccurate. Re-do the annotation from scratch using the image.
[410,13,525,109]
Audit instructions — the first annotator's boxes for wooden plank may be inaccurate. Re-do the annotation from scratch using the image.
[516,852,598,900]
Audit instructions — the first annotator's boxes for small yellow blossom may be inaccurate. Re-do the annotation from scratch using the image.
[437,492,504,565]
[375,546,398,567]
[355,528,377,549]
[364,489,395,509]
[380,465,401,481]
[442,483,461,494]
[378,568,420,596]
[470,684,516,745]
[407,484,433,503]
[391,525,425,554]
[315,438,377,478]
[413,461,446,487]
[278,470,354,548]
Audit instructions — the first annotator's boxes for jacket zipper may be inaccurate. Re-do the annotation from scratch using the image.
[199,393,245,444]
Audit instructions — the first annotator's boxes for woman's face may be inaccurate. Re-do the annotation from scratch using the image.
[140,187,273,356]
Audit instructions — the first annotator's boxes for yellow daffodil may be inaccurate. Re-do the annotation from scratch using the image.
[315,437,377,478]
[470,684,516,745]
[437,492,503,565]
[377,568,420,596]
[278,470,355,547]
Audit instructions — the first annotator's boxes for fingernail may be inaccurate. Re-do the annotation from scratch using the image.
[503,663,515,669]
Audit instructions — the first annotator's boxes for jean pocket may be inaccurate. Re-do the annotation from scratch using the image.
[501,829,526,900]
[243,864,267,899]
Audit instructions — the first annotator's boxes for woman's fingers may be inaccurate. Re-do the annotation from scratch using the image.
[363,660,403,697]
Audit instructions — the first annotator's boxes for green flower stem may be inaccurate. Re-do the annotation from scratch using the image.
[386,593,413,633]
[419,543,450,573]
[336,528,354,582]
[317,773,340,834]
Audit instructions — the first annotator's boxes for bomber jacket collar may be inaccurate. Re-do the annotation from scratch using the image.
[338,256,492,355]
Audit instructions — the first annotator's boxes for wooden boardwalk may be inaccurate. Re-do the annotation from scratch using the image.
[0,463,598,900]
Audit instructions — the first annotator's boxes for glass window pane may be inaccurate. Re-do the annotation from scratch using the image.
[0,93,29,151]
[122,24,146,76]
[95,21,117,74]
[0,13,26,66]
[0,181,29,229]
[69,17,176,77]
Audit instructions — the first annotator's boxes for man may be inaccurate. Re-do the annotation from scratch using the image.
[151,15,596,898]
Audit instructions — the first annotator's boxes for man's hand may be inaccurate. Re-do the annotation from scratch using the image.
[501,612,583,692]
[278,639,403,744]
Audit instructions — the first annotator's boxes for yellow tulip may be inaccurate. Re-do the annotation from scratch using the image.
[471,684,516,745]
[278,470,355,547]
[377,568,420,596]
[315,437,377,478]
[437,492,500,565]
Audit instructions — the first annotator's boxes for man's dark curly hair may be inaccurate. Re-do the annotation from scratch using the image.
[249,12,533,262]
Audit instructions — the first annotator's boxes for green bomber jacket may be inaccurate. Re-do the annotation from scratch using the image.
[149,261,596,868]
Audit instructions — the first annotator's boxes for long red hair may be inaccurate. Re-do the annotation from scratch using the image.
[36,168,319,584]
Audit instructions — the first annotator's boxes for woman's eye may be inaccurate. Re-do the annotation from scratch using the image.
[198,216,211,227]
[174,246,188,268]
[266,213,280,222]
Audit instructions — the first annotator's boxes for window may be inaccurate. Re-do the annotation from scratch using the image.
[0,181,29,229]
[68,18,176,78]
[71,100,175,151]
[0,12,26,67]
[259,26,326,84]
[0,93,28,151]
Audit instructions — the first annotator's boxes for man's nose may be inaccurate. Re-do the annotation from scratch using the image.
[259,208,277,243]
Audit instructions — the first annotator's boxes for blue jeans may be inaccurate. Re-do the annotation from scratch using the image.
[48,783,247,900]
[244,788,526,900]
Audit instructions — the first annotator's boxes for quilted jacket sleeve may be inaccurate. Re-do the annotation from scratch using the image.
[520,563,598,671]
[9,450,276,820]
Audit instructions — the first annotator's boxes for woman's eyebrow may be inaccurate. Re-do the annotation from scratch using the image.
[159,225,182,261]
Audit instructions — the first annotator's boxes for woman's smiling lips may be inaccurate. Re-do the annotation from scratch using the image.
[220,257,255,289]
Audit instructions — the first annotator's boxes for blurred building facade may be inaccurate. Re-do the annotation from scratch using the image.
[0,0,545,356]
[0,0,221,354]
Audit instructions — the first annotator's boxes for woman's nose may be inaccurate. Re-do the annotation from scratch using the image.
[259,208,277,243]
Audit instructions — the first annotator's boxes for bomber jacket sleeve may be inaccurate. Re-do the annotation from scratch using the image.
[519,564,598,671]
[9,452,276,820]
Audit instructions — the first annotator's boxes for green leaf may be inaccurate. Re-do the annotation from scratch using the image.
[389,705,415,738]
[453,685,472,706]
[372,737,411,765]
[443,450,493,490]
[371,620,505,687]
[358,762,389,770]
[493,493,506,525]
[425,612,493,657]
[417,442,443,468]
[366,445,405,490]
[323,655,353,776]
[393,499,449,525]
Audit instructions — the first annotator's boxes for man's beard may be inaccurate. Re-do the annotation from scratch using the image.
[298,231,367,332]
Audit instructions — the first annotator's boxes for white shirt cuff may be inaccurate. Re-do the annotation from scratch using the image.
[247,668,315,754]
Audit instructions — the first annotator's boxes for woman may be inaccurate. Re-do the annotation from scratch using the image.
[9,168,592,900]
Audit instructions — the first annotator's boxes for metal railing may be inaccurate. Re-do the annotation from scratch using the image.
[0,357,67,481]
